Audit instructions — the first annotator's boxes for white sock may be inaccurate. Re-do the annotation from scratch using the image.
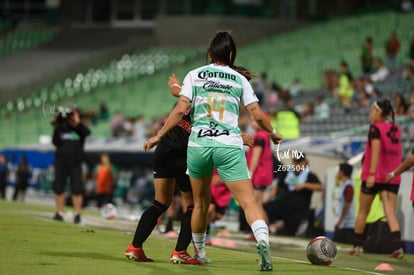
[251,219,270,246]
[192,232,206,258]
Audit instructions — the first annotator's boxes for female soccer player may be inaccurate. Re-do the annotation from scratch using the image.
[144,31,282,271]
[348,99,404,258]
[125,75,253,265]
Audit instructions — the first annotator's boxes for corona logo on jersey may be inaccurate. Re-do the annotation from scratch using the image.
[198,70,237,81]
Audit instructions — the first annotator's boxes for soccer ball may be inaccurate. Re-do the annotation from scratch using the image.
[306,236,337,265]
[101,203,117,220]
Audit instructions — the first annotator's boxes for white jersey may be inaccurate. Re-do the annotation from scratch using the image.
[180,64,258,148]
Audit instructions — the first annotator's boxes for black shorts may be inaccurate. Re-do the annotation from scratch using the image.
[214,205,227,216]
[361,181,400,195]
[253,185,267,191]
[153,145,191,193]
[53,163,83,195]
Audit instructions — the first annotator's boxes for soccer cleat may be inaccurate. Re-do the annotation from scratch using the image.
[390,248,404,259]
[170,250,205,265]
[256,240,273,271]
[125,244,154,262]
[347,246,362,256]
[74,214,81,224]
[53,213,63,221]
[194,255,212,264]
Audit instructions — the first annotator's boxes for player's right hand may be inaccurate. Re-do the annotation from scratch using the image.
[143,135,161,151]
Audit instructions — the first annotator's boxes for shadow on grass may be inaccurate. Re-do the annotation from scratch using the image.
[39,250,119,262]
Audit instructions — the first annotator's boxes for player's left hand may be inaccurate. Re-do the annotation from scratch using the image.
[143,135,161,151]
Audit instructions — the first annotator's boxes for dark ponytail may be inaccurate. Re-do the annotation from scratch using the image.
[377,98,395,124]
[233,65,257,81]
[378,98,399,143]
[207,31,256,81]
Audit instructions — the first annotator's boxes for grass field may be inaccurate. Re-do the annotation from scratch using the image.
[0,200,413,275]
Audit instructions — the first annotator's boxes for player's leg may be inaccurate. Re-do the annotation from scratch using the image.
[348,182,375,255]
[381,187,403,258]
[174,172,194,252]
[126,178,174,261]
[186,146,214,261]
[216,148,272,271]
[189,176,212,258]
[170,189,205,265]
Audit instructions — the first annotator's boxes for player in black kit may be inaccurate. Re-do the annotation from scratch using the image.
[124,75,206,265]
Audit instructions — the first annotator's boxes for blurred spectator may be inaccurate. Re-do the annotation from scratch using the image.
[263,155,323,236]
[370,58,389,82]
[271,97,301,139]
[333,163,355,245]
[410,37,414,62]
[338,61,354,111]
[301,102,315,122]
[12,155,31,202]
[384,31,401,70]
[288,78,302,97]
[401,63,414,80]
[133,114,147,144]
[93,153,118,208]
[6,155,16,187]
[314,96,330,121]
[362,77,374,96]
[123,117,135,137]
[407,95,414,135]
[351,86,371,112]
[369,88,381,105]
[99,101,110,120]
[253,72,267,105]
[394,93,408,117]
[0,154,8,199]
[361,36,374,74]
[266,82,280,109]
[323,70,339,98]
[110,111,125,137]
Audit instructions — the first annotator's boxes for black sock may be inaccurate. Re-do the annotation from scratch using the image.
[175,205,193,252]
[132,200,168,248]
[390,231,402,251]
[206,224,211,235]
[353,232,364,247]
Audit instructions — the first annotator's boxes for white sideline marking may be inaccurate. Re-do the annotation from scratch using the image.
[223,249,385,275]
[273,256,384,275]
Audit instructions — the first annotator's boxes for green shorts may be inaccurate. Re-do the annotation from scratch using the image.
[187,146,249,182]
